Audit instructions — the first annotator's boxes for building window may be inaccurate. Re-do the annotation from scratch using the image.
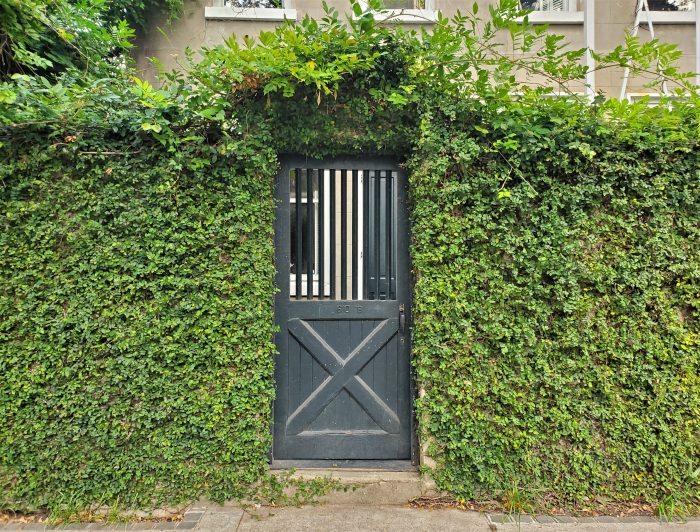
[518,0,583,23]
[643,0,696,24]
[223,0,281,6]
[205,0,297,21]
[647,0,694,10]
[520,0,577,12]
[382,0,428,8]
[359,0,438,24]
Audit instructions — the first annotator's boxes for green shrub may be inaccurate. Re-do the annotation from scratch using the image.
[410,101,700,503]
[1,0,698,512]
[0,134,278,508]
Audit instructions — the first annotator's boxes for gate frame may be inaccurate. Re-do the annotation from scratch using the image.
[270,154,418,469]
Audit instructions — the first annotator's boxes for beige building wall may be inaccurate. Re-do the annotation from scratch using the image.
[134,0,698,98]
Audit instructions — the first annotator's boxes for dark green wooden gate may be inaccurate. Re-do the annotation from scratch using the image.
[272,156,412,463]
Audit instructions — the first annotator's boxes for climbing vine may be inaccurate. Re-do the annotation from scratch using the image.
[1,0,699,514]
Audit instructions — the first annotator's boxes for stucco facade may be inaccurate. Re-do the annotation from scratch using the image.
[134,0,699,98]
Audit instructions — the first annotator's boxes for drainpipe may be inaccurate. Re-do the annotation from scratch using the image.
[696,0,699,86]
[584,0,596,100]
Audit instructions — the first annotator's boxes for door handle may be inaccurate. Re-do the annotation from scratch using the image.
[399,304,406,333]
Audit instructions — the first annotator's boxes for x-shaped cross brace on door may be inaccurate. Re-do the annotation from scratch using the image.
[285,318,401,435]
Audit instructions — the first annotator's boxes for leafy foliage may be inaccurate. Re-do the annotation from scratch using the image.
[0,0,183,81]
[1,127,279,509]
[0,0,137,80]
[1,0,699,513]
[409,96,700,504]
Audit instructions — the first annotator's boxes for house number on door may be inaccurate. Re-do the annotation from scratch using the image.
[335,305,363,314]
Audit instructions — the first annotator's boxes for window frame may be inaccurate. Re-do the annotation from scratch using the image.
[642,11,696,24]
[643,0,696,22]
[518,0,584,24]
[205,0,297,21]
[357,0,438,24]
[626,93,687,107]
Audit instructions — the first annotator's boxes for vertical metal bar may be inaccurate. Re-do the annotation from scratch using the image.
[362,171,369,300]
[295,168,302,301]
[318,170,324,301]
[306,168,314,300]
[341,169,348,300]
[374,170,381,300]
[368,171,376,300]
[386,170,393,300]
[351,169,358,300]
[330,169,336,300]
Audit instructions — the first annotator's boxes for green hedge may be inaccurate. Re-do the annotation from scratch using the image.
[3,98,697,511]
[1,3,699,512]
[0,134,279,508]
[411,103,700,502]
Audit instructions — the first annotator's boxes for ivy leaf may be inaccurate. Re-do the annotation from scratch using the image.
[497,189,511,199]
[141,122,162,132]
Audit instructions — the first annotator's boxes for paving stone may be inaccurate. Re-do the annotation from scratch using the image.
[174,523,196,530]
[534,515,557,523]
[577,516,598,523]
[634,516,659,523]
[616,516,640,523]
[124,523,156,530]
[595,516,618,523]
[237,506,487,532]
[553,516,577,523]
[63,525,91,530]
[488,514,513,524]
[513,514,534,524]
[150,524,176,531]
[196,511,239,530]
[181,514,202,524]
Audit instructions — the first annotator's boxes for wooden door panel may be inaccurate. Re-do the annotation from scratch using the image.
[273,157,411,461]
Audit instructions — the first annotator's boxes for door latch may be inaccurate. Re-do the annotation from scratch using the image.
[399,304,406,333]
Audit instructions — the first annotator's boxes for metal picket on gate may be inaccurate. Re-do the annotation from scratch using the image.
[272,157,413,463]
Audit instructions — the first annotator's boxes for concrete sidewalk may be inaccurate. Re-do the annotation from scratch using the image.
[3,504,699,531]
[3,468,698,532]
[196,506,700,532]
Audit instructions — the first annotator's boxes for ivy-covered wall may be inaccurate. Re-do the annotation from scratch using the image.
[0,87,413,511]
[1,2,699,514]
[409,102,700,504]
[0,134,279,508]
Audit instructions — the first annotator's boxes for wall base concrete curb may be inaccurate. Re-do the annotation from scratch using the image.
[289,468,436,505]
